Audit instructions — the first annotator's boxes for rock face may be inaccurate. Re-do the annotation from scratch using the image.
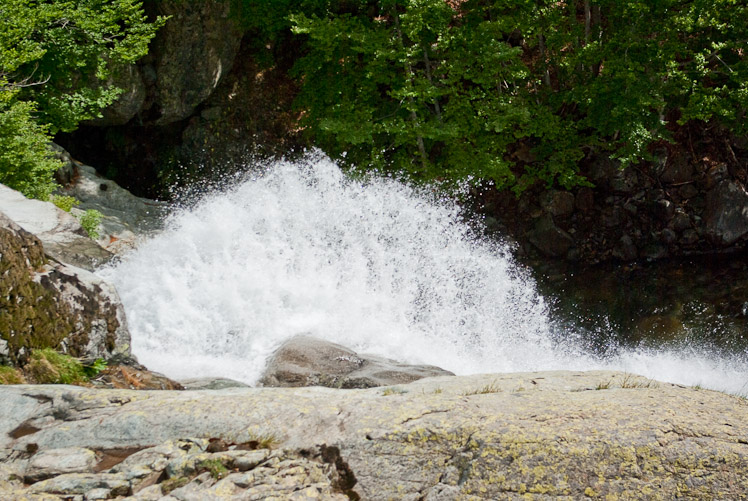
[0,184,112,271]
[259,335,455,389]
[0,211,130,366]
[53,144,168,255]
[704,179,748,245]
[143,0,242,125]
[1,371,747,499]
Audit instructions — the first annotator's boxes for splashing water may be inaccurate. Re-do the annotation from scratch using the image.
[101,157,748,392]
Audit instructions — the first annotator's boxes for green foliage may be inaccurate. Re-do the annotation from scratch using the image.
[288,0,747,191]
[0,0,164,200]
[77,209,103,239]
[82,357,107,378]
[0,96,61,199]
[198,459,229,480]
[27,348,88,385]
[0,365,25,384]
[50,195,80,212]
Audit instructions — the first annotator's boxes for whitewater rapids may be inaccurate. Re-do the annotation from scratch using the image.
[100,157,748,393]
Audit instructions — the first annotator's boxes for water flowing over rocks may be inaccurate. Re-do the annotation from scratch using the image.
[0,211,130,366]
[259,335,455,389]
[1,371,747,499]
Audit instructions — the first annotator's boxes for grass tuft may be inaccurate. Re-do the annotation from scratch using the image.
[462,381,501,396]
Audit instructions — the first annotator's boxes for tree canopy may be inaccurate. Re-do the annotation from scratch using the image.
[286,0,747,191]
[0,0,163,199]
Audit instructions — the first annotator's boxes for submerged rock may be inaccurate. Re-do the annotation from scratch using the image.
[259,335,454,389]
[1,371,747,499]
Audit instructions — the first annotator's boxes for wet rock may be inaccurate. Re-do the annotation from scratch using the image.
[659,152,694,184]
[91,365,184,391]
[671,210,691,232]
[540,190,575,218]
[679,184,699,199]
[54,150,168,255]
[0,184,112,271]
[0,212,130,366]
[681,229,700,246]
[609,168,639,194]
[25,447,97,482]
[655,199,676,222]
[527,215,574,257]
[146,1,243,125]
[612,235,638,261]
[178,378,250,391]
[704,180,748,245]
[575,187,594,212]
[661,228,677,245]
[642,243,668,260]
[259,335,454,389]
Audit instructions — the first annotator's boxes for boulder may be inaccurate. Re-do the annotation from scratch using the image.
[0,212,130,366]
[1,371,747,499]
[53,146,168,255]
[0,184,112,271]
[704,179,748,245]
[82,64,147,126]
[144,0,243,125]
[259,335,454,389]
[527,215,574,257]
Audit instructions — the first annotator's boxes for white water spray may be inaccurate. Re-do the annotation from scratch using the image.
[102,157,748,392]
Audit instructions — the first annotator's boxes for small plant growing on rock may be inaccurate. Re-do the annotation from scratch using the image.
[50,195,79,212]
[245,432,279,450]
[26,348,88,384]
[160,476,189,494]
[198,459,229,480]
[78,209,103,239]
[0,365,26,384]
[462,381,501,396]
[381,387,407,396]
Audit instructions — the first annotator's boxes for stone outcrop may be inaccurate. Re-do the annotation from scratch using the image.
[483,137,748,263]
[52,144,168,255]
[142,0,242,125]
[0,208,130,367]
[1,371,747,499]
[0,183,112,271]
[259,335,455,389]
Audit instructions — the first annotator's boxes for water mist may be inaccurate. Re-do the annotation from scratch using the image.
[101,157,748,392]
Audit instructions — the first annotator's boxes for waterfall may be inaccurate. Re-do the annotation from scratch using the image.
[101,157,748,393]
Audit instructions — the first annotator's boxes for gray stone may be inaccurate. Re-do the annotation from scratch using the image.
[527,215,574,257]
[681,229,700,246]
[612,235,638,261]
[0,211,130,366]
[0,184,112,271]
[679,184,699,199]
[83,64,146,126]
[178,378,250,391]
[2,371,748,499]
[540,190,575,218]
[259,335,454,389]
[53,148,168,256]
[660,153,695,184]
[147,1,243,125]
[671,210,692,232]
[704,180,748,245]
[25,447,97,482]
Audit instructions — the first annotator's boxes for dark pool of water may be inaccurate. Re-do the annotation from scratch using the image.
[530,254,748,358]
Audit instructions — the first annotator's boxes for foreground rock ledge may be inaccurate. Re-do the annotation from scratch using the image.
[2,371,748,500]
